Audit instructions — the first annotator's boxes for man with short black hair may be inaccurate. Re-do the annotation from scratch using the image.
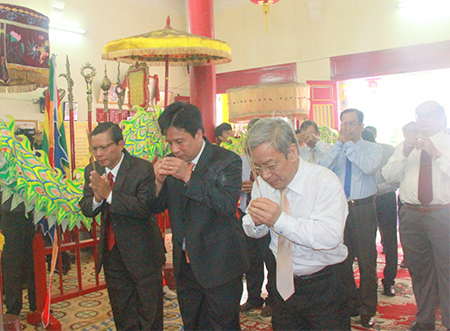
[214,122,234,144]
[80,122,166,331]
[297,120,330,164]
[320,108,382,328]
[153,102,248,330]
[383,101,450,331]
[243,117,349,330]
[295,129,305,147]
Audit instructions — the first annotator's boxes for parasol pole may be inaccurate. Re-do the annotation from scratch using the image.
[164,55,169,108]
[163,16,171,109]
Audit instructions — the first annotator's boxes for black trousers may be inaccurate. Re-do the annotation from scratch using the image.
[176,252,243,330]
[270,262,350,331]
[343,201,378,316]
[1,211,36,315]
[375,192,398,286]
[103,245,163,331]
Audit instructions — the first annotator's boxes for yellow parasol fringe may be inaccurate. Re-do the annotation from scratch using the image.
[102,28,231,66]
[1,65,49,92]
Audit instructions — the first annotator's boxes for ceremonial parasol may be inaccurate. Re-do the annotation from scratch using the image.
[0,4,50,92]
[102,16,232,107]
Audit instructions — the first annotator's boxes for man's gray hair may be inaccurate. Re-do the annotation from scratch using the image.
[247,117,261,130]
[246,117,299,157]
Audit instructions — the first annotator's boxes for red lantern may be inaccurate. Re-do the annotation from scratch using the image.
[250,0,280,33]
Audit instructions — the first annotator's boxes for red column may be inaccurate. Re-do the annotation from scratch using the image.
[187,0,216,142]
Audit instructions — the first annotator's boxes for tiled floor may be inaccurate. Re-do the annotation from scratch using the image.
[3,235,448,331]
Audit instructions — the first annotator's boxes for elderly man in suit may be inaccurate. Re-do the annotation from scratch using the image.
[80,122,165,331]
[152,102,248,330]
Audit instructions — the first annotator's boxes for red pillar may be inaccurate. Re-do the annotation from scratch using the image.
[187,0,216,142]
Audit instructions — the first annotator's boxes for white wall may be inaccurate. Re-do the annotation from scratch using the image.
[215,0,450,82]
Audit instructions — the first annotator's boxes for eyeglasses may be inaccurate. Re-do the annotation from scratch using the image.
[90,141,115,153]
[253,155,285,173]
[342,121,360,127]
[415,112,444,120]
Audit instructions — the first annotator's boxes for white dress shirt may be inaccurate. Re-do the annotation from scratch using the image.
[298,140,330,164]
[382,130,450,205]
[242,158,348,276]
[188,139,206,170]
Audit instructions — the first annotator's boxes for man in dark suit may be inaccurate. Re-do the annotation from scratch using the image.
[152,103,248,330]
[79,122,165,331]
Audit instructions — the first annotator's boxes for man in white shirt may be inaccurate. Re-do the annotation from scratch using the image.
[382,100,450,331]
[297,120,330,164]
[242,117,349,330]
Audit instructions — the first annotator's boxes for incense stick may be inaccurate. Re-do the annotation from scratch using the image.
[244,136,263,197]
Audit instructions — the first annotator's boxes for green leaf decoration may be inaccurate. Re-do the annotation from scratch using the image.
[318,124,339,145]
[120,106,169,161]
[0,109,171,230]
[219,131,247,156]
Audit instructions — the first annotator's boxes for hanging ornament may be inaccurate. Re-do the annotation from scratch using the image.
[250,0,280,33]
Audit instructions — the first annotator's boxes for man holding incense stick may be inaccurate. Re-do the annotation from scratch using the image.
[152,103,248,330]
[383,101,450,331]
[80,122,165,331]
[242,117,349,330]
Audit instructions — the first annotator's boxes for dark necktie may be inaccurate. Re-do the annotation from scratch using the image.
[418,150,433,207]
[106,172,115,250]
[344,157,352,199]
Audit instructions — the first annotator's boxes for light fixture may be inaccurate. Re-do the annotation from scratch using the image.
[49,22,86,34]
[250,0,280,33]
